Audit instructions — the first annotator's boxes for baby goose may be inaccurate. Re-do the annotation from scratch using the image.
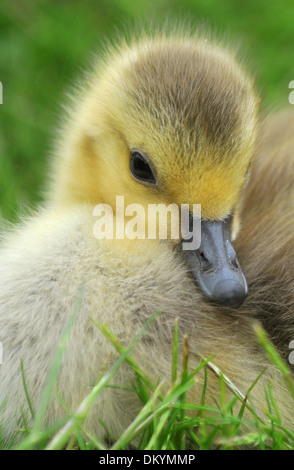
[0,32,293,443]
[51,33,258,307]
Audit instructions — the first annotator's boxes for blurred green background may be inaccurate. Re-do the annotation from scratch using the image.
[0,0,294,221]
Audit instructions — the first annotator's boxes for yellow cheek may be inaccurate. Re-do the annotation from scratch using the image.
[170,164,247,219]
[197,171,244,218]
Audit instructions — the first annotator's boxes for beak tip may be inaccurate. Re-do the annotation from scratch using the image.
[211,279,248,308]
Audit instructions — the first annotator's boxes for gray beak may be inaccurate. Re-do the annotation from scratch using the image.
[182,217,248,308]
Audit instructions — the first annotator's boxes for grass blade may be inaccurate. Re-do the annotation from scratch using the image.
[45,310,161,450]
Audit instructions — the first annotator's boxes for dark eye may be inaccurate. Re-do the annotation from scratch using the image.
[130,151,156,184]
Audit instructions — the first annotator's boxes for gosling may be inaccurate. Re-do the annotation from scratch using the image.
[0,31,293,443]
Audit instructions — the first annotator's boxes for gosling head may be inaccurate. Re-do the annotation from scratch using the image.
[51,33,259,308]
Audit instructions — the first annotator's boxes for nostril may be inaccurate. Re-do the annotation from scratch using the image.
[198,251,204,258]
[198,250,211,268]
[227,246,239,269]
[199,251,207,261]
[230,256,239,269]
[230,253,240,269]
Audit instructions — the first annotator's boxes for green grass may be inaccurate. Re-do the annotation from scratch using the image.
[0,0,294,221]
[1,311,294,451]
